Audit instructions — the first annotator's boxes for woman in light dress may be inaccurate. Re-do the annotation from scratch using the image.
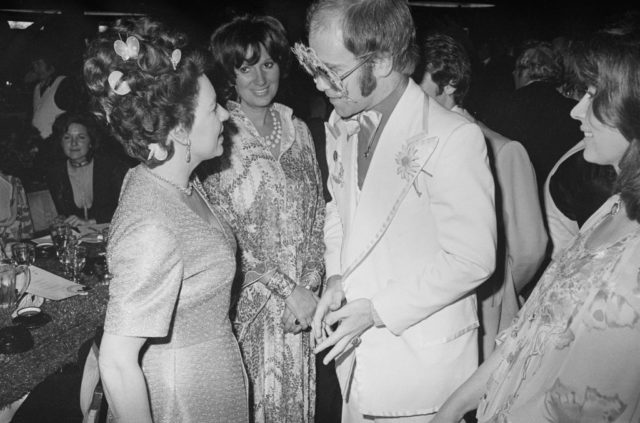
[84,17,248,423]
[432,26,640,423]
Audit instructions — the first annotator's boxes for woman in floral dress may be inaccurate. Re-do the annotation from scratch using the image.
[203,15,325,423]
[432,27,640,423]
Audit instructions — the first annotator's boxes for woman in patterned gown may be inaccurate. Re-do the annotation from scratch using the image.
[432,26,640,423]
[204,15,325,423]
[84,18,249,422]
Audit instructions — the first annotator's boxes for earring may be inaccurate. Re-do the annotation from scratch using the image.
[186,138,191,163]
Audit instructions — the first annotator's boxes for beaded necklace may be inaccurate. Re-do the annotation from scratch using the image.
[142,165,193,196]
[262,107,282,148]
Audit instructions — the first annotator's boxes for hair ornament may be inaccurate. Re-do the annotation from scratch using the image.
[114,36,140,61]
[170,49,182,70]
[108,71,131,96]
[147,143,168,161]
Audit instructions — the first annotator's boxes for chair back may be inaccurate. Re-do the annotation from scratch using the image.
[26,190,57,233]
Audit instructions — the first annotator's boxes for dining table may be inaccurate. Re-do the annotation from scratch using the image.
[0,246,109,411]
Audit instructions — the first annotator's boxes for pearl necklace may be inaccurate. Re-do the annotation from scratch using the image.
[143,166,193,196]
[262,107,282,148]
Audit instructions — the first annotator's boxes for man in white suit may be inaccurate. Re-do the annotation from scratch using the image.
[297,0,496,421]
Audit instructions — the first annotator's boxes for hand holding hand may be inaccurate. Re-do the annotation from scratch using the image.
[314,298,374,364]
[311,275,345,342]
[282,305,303,334]
[284,285,319,330]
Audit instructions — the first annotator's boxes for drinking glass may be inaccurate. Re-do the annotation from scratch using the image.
[50,223,72,258]
[0,262,31,309]
[11,243,36,266]
[62,244,87,282]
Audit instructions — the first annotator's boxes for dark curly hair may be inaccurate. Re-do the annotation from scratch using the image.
[52,112,103,161]
[419,33,471,106]
[83,17,205,167]
[209,15,290,104]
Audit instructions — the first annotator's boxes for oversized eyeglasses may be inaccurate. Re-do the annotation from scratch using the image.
[292,42,374,97]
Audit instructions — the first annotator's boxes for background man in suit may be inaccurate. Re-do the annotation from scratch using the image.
[417,33,548,361]
[296,1,497,421]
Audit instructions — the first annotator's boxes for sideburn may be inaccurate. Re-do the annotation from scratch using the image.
[359,63,377,97]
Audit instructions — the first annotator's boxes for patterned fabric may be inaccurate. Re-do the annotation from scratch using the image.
[105,166,249,423]
[0,174,34,241]
[477,195,640,423]
[203,101,325,423]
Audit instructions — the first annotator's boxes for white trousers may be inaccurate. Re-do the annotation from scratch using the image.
[342,385,435,423]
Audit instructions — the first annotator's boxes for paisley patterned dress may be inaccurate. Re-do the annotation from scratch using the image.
[203,101,325,423]
[477,195,640,423]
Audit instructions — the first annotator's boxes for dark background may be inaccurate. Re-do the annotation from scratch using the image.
[1,0,638,116]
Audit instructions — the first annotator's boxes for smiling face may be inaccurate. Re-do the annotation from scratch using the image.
[61,123,91,164]
[234,44,280,112]
[571,87,630,171]
[187,75,229,162]
[309,22,378,118]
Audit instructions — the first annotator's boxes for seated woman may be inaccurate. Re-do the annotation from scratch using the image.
[83,17,248,422]
[433,28,640,423]
[46,112,128,225]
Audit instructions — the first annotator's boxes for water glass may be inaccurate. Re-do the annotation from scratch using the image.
[11,243,36,266]
[0,262,31,309]
[62,244,87,282]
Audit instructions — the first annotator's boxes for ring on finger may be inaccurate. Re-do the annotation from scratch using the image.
[351,336,361,347]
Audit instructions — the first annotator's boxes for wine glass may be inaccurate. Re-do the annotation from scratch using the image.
[50,223,72,259]
[62,244,87,283]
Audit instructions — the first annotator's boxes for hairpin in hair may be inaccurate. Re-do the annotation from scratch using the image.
[147,143,168,161]
[108,71,131,96]
[170,49,181,70]
[114,36,140,61]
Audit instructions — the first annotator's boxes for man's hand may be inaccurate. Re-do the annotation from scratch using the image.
[314,298,374,364]
[311,275,345,341]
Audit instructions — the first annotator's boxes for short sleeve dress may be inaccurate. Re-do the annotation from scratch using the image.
[104,165,249,423]
[477,194,640,423]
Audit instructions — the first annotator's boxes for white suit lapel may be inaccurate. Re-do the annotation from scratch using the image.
[341,82,439,281]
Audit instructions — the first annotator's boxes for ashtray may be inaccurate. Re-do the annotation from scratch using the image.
[12,307,51,329]
[0,325,34,354]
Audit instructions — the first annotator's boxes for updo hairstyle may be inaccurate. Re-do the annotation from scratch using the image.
[209,15,290,104]
[84,17,205,167]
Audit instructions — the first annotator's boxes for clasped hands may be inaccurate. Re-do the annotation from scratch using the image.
[311,275,374,364]
[282,285,319,334]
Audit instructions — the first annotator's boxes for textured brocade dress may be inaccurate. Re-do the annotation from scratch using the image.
[104,165,249,423]
[203,102,325,423]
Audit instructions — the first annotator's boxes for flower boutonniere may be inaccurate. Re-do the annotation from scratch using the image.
[396,142,420,182]
[396,141,427,196]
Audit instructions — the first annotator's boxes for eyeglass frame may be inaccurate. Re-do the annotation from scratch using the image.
[292,42,376,95]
